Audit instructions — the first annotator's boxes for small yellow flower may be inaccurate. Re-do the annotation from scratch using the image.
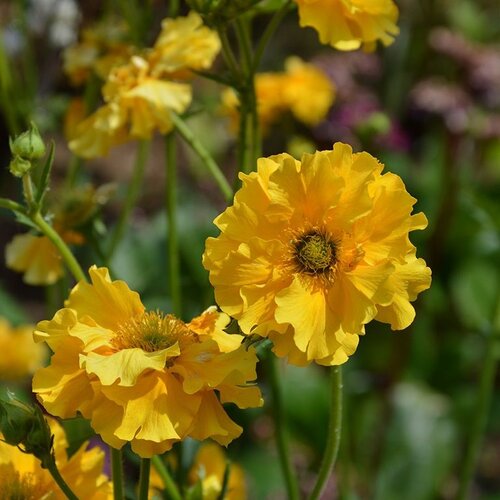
[63,18,133,86]
[0,318,46,380]
[5,233,64,285]
[294,0,399,51]
[203,143,431,366]
[150,442,246,499]
[32,267,262,458]
[221,57,334,133]
[69,13,220,159]
[188,442,247,500]
[5,185,103,285]
[0,418,112,499]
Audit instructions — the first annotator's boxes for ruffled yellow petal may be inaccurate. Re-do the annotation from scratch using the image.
[5,233,63,285]
[186,392,243,446]
[294,0,399,50]
[66,266,144,331]
[83,345,179,386]
[32,343,95,419]
[0,318,45,380]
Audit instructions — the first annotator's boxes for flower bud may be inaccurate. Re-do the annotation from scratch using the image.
[8,155,33,177]
[9,123,46,161]
[0,392,53,468]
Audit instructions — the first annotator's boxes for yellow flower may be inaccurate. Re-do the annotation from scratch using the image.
[149,12,221,79]
[69,13,220,159]
[5,233,64,285]
[63,18,133,85]
[0,418,112,499]
[188,442,246,500]
[203,143,431,366]
[0,317,46,380]
[294,0,399,51]
[32,267,262,458]
[281,57,336,126]
[221,57,334,133]
[150,442,246,499]
[5,185,103,285]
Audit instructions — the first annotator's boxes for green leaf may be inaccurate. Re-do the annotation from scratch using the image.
[35,140,55,208]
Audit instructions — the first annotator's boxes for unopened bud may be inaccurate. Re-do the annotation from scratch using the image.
[8,155,32,177]
[9,123,46,161]
[0,392,53,468]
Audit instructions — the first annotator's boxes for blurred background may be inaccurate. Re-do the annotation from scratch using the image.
[0,0,499,498]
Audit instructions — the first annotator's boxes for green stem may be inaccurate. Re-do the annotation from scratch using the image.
[308,366,343,500]
[165,133,181,317]
[111,448,125,500]
[170,112,232,201]
[268,355,300,500]
[252,1,292,72]
[0,198,25,213]
[22,173,36,210]
[151,456,182,500]
[0,28,20,134]
[233,18,258,173]
[32,212,86,283]
[107,140,150,259]
[46,459,79,500]
[138,458,151,500]
[457,296,500,500]
[216,26,240,79]
[66,156,82,188]
[168,0,179,17]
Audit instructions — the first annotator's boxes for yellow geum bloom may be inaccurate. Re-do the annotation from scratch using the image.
[5,185,103,285]
[203,143,431,366]
[188,442,247,500]
[69,13,220,159]
[6,234,64,286]
[149,442,246,499]
[221,57,334,132]
[0,418,112,499]
[63,18,133,85]
[32,267,262,458]
[294,0,399,51]
[0,317,46,380]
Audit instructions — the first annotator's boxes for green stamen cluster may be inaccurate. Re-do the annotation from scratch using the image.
[114,311,189,352]
[295,232,337,274]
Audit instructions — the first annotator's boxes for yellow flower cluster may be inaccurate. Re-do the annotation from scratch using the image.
[294,0,399,51]
[0,317,46,380]
[33,267,262,457]
[0,418,112,499]
[203,143,431,366]
[221,57,335,132]
[69,12,220,159]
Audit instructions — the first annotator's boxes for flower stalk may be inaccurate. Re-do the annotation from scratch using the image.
[46,460,79,500]
[111,448,125,500]
[151,456,183,500]
[165,133,182,317]
[32,212,86,283]
[170,112,232,201]
[138,458,151,500]
[107,140,150,260]
[268,355,300,500]
[457,294,500,500]
[308,366,343,500]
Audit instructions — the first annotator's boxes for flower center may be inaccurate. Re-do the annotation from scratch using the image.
[113,311,190,352]
[294,231,337,274]
[0,470,47,500]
